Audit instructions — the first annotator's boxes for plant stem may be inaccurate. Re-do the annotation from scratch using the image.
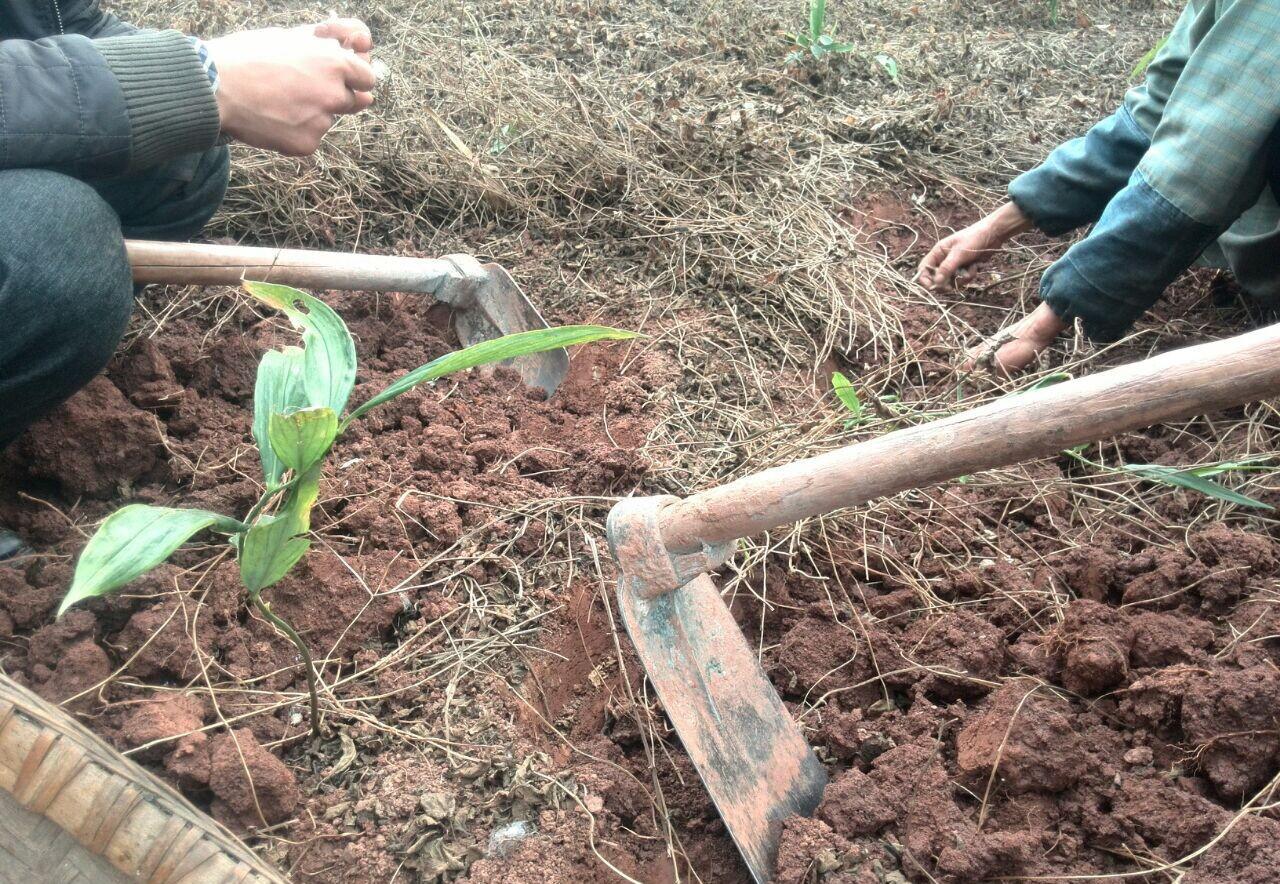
[243,474,300,529]
[251,592,321,739]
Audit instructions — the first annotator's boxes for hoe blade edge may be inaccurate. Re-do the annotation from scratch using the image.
[617,572,828,883]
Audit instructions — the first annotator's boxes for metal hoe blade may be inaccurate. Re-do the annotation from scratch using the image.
[124,240,570,397]
[430,255,569,395]
[608,498,827,883]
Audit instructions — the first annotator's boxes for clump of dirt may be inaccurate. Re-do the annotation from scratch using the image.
[27,609,111,710]
[1181,665,1280,801]
[814,768,895,838]
[118,692,206,761]
[902,610,1004,700]
[774,614,862,696]
[1128,610,1213,667]
[956,680,1083,794]
[1182,816,1280,883]
[1044,599,1130,695]
[4,375,166,498]
[772,816,857,884]
[209,729,301,828]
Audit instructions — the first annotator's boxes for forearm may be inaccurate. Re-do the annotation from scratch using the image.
[985,201,1035,241]
[0,31,219,177]
[1038,169,1222,342]
[1009,106,1151,236]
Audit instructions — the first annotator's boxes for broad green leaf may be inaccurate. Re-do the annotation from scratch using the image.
[253,346,308,487]
[809,0,826,41]
[240,466,321,593]
[345,325,638,425]
[268,406,338,474]
[1120,464,1273,510]
[1131,36,1168,79]
[243,281,357,416]
[831,371,864,418]
[60,505,243,616]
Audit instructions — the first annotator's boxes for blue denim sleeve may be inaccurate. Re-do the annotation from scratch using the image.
[1008,106,1151,236]
[1038,168,1221,342]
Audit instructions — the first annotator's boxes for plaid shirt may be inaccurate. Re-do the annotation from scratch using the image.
[1007,0,1280,341]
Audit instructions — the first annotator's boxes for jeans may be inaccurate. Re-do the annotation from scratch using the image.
[0,147,229,448]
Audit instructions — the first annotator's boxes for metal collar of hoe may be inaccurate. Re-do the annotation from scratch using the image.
[605,495,828,884]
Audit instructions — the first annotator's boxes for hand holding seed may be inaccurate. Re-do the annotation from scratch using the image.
[207,20,377,157]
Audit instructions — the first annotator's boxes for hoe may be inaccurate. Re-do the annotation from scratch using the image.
[126,240,570,395]
[605,323,1280,881]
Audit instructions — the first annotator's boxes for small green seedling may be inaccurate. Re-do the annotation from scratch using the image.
[831,371,870,428]
[786,0,854,64]
[58,281,635,737]
[873,53,900,85]
[489,123,519,156]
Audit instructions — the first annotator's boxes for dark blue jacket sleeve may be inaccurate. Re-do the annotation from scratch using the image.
[1038,168,1221,341]
[1008,106,1152,236]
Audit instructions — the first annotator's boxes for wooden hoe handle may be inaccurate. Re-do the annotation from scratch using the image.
[659,322,1280,554]
[126,239,468,294]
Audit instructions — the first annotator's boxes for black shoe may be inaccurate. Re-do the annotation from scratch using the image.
[0,528,26,561]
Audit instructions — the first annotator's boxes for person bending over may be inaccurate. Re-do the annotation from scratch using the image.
[0,2,378,558]
[917,0,1280,374]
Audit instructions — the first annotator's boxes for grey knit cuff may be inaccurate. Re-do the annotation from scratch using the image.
[94,29,221,172]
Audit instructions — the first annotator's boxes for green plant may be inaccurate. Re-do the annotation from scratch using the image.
[1065,448,1276,510]
[873,52,900,85]
[786,0,854,64]
[830,370,870,428]
[489,123,519,156]
[58,281,634,737]
[1131,36,1169,79]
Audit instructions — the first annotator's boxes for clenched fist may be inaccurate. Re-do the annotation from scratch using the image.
[207,19,376,157]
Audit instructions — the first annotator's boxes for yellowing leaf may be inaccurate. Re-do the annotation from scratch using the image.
[269,406,338,474]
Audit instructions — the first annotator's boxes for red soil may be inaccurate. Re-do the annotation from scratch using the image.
[1,196,1278,882]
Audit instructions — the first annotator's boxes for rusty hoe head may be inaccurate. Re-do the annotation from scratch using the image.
[605,496,828,884]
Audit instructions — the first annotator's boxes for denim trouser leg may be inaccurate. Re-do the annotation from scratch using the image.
[0,147,228,448]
